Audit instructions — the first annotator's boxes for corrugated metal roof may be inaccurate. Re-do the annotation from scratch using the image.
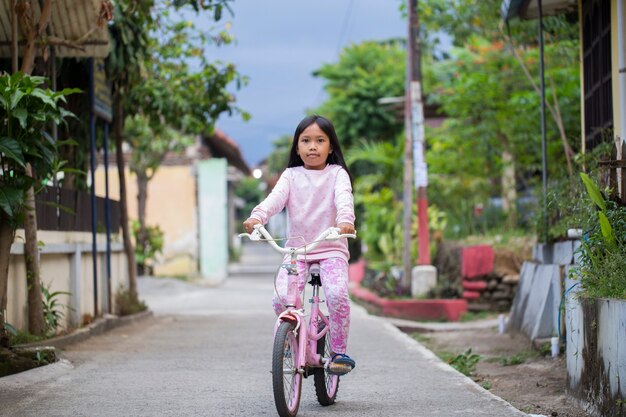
[0,0,110,59]
[501,0,577,21]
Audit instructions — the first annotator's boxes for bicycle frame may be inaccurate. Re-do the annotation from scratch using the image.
[240,225,355,371]
[239,224,354,416]
[276,260,332,372]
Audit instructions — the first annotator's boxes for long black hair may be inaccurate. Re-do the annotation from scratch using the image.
[287,115,353,184]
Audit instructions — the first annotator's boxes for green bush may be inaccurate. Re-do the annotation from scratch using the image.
[41,284,71,337]
[572,173,626,299]
[115,288,147,316]
[132,220,164,273]
[448,348,481,376]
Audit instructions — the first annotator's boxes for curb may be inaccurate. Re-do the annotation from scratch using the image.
[14,309,154,351]
[370,311,528,416]
[385,316,500,333]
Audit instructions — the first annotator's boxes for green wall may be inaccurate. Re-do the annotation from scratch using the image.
[197,159,228,283]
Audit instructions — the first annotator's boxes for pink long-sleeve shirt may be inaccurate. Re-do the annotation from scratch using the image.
[250,164,355,262]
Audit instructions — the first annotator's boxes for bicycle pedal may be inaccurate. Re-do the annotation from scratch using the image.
[327,363,353,375]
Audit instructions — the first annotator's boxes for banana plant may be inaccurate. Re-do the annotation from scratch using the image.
[580,172,615,247]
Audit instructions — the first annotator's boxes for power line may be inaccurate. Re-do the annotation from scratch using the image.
[336,0,355,54]
[313,0,356,107]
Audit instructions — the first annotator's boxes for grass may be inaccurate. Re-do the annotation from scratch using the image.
[431,348,481,376]
[458,228,536,254]
[114,288,148,316]
[490,349,538,366]
[448,348,481,376]
[9,330,44,346]
[459,311,497,322]
[411,333,432,344]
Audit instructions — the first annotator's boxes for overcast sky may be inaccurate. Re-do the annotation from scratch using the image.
[203,1,407,167]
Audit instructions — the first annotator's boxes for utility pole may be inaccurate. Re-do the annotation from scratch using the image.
[403,0,434,294]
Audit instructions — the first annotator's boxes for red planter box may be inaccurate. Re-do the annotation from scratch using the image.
[350,285,468,322]
[462,280,487,291]
[348,258,366,285]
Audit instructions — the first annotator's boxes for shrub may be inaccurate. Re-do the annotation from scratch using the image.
[115,288,147,316]
[572,173,626,299]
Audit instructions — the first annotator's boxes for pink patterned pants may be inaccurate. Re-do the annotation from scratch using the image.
[272,257,350,354]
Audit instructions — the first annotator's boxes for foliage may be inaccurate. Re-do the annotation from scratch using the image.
[120,6,247,176]
[416,0,578,48]
[535,143,613,242]
[3,322,18,338]
[497,352,529,366]
[459,311,493,322]
[234,177,265,226]
[266,135,292,176]
[0,72,78,226]
[124,114,193,179]
[41,284,71,337]
[348,136,446,274]
[131,220,164,271]
[572,174,626,299]
[448,348,481,376]
[8,329,44,346]
[348,134,407,271]
[115,287,148,316]
[314,40,406,149]
[426,33,580,235]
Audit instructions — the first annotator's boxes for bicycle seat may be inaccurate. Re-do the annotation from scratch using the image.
[308,263,322,287]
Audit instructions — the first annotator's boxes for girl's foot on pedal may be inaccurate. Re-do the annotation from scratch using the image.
[328,353,355,375]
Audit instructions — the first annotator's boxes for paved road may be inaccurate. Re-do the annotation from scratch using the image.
[0,244,527,416]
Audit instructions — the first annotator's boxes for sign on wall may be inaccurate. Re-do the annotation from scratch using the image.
[93,59,112,123]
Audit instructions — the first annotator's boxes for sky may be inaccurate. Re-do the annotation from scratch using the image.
[202,1,407,167]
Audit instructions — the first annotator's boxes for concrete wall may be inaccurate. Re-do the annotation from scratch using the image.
[566,293,626,417]
[95,165,198,277]
[7,230,128,332]
[508,241,578,340]
[197,159,228,284]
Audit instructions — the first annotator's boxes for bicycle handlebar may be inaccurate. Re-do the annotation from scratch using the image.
[238,224,356,256]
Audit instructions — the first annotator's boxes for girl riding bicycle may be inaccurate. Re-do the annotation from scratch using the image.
[243,114,356,375]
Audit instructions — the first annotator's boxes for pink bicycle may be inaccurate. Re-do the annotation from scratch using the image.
[239,224,356,417]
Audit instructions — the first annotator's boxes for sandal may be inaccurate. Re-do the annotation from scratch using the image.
[328,353,356,375]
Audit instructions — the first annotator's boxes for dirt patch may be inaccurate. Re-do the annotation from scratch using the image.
[408,326,591,417]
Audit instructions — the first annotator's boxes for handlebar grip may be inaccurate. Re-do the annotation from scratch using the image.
[337,233,357,239]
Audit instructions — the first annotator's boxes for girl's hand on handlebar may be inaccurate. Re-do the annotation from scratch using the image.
[337,223,355,235]
[243,218,261,233]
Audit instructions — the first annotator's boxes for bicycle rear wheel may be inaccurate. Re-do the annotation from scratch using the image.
[272,321,302,417]
[314,322,339,405]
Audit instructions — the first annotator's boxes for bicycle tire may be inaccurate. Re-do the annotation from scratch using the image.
[314,322,339,406]
[272,321,302,417]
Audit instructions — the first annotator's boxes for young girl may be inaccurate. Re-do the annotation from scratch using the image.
[243,114,356,375]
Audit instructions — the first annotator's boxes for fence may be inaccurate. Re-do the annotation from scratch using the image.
[35,186,120,233]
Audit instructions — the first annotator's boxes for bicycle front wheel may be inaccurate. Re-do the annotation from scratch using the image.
[272,321,302,417]
[314,322,339,406]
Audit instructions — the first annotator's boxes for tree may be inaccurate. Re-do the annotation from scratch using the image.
[106,0,237,295]
[265,135,292,177]
[345,135,408,271]
[123,9,246,274]
[314,40,406,149]
[0,73,76,345]
[426,35,580,231]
